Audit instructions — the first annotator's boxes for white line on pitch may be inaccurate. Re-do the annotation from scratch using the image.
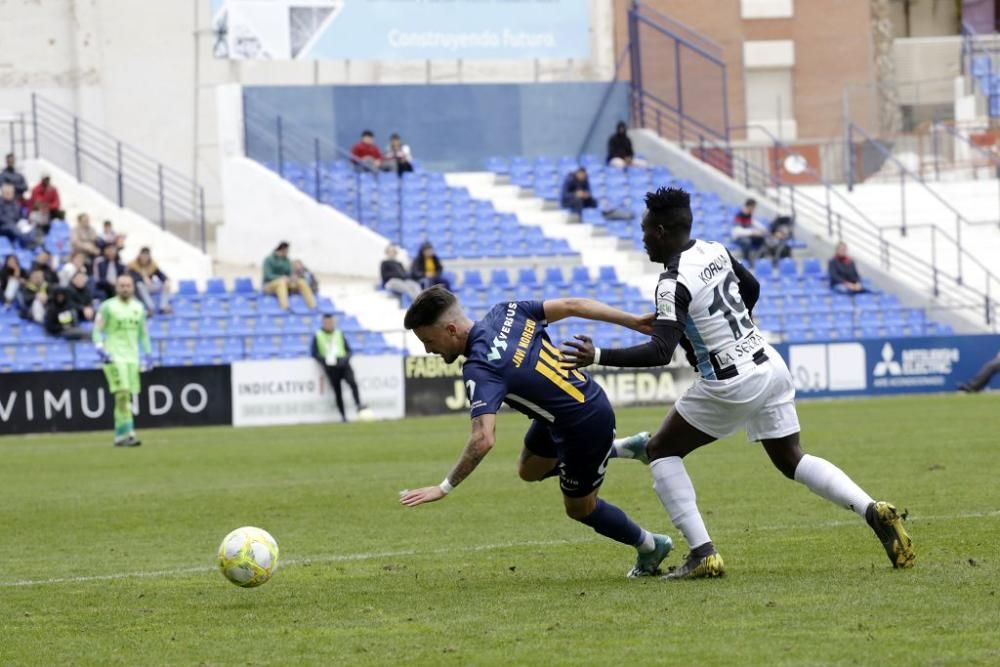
[2,510,997,588]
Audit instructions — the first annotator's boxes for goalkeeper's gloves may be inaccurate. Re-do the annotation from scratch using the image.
[95,345,113,364]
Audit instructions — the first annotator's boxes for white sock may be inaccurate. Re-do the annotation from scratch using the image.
[636,529,655,553]
[793,454,874,518]
[650,456,712,549]
[611,437,634,459]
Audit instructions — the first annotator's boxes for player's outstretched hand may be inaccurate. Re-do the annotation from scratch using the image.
[560,334,595,370]
[632,312,656,335]
[399,486,446,507]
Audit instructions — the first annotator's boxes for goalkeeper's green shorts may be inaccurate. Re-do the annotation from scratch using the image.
[103,362,141,395]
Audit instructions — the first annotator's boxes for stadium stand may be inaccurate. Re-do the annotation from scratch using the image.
[483,155,954,344]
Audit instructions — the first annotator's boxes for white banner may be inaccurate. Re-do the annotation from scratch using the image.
[231,355,404,427]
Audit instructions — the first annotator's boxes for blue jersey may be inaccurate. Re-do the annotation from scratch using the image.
[463,301,608,428]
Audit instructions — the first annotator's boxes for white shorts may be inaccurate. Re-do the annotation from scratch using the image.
[674,346,801,442]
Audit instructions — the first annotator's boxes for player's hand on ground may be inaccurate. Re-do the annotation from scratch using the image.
[399,485,446,507]
[632,312,656,335]
[560,334,596,370]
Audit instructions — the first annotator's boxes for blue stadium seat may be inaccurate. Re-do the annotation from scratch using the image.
[571,266,590,283]
[463,270,483,288]
[752,260,774,279]
[177,280,198,296]
[205,278,226,294]
[233,277,255,294]
[597,266,618,282]
[777,257,797,277]
[490,269,510,286]
[517,268,537,285]
[544,267,565,286]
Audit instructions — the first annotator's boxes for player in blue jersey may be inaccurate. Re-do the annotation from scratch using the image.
[399,286,673,578]
[561,187,915,578]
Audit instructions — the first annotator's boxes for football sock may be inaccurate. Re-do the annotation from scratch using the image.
[650,456,712,550]
[637,529,656,554]
[793,454,874,518]
[113,392,132,440]
[607,445,619,459]
[577,499,644,548]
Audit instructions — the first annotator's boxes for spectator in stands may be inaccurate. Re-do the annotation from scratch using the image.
[0,183,25,243]
[606,121,647,169]
[350,130,383,171]
[16,268,48,323]
[128,246,173,315]
[28,173,62,220]
[31,250,58,286]
[731,198,769,261]
[262,241,317,310]
[1,253,22,305]
[292,259,319,295]
[20,201,53,248]
[380,244,421,299]
[58,251,87,286]
[311,313,366,423]
[44,286,87,340]
[67,269,96,322]
[411,242,450,290]
[1,153,28,200]
[71,213,101,261]
[383,133,414,176]
[93,243,126,300]
[828,242,870,294]
[98,219,126,250]
[763,227,793,266]
[561,168,598,215]
[958,349,1000,393]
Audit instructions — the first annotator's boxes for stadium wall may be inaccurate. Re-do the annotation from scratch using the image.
[5,338,996,435]
[242,82,631,172]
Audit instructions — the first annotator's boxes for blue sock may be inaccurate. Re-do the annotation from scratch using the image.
[577,498,643,547]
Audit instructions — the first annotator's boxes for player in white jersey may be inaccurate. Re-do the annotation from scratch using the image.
[561,187,915,579]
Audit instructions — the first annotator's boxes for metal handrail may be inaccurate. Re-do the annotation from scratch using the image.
[630,2,725,61]
[693,133,998,329]
[28,94,207,251]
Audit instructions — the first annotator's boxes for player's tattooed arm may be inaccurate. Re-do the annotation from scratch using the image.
[446,414,496,487]
[399,414,497,507]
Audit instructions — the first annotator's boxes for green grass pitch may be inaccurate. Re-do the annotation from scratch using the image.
[1,394,997,665]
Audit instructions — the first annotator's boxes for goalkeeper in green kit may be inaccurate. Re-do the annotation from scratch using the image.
[92,274,153,447]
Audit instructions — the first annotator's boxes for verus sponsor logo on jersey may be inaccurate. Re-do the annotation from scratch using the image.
[697,253,730,285]
[487,302,518,361]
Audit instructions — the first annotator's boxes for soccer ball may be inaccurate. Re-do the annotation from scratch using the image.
[357,407,376,422]
[217,526,279,587]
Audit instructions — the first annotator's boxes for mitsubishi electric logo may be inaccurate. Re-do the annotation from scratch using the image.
[873,343,902,377]
[486,336,508,362]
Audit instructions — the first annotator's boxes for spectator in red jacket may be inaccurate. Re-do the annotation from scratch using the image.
[28,174,62,219]
[350,130,383,171]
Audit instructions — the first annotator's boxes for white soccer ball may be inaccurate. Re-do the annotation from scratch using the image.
[357,407,376,422]
[217,526,280,588]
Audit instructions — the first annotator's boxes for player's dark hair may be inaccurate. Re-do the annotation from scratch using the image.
[361,130,374,138]
[645,187,692,234]
[404,285,456,330]
[745,198,757,207]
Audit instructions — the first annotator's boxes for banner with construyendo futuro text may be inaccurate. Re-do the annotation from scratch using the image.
[0,365,232,435]
[230,355,405,426]
[773,334,1000,398]
[402,355,696,418]
[211,0,591,61]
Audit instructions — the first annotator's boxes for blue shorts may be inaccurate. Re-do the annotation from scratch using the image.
[523,407,616,498]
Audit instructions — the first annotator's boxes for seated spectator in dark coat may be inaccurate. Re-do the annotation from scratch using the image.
[67,269,96,322]
[0,183,26,243]
[561,168,598,215]
[44,286,87,340]
[731,198,768,261]
[31,250,59,287]
[17,268,48,323]
[763,227,793,265]
[350,130,383,171]
[93,243,126,300]
[380,244,421,299]
[1,253,22,305]
[828,242,870,294]
[1,153,28,199]
[411,242,450,290]
[606,121,648,169]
